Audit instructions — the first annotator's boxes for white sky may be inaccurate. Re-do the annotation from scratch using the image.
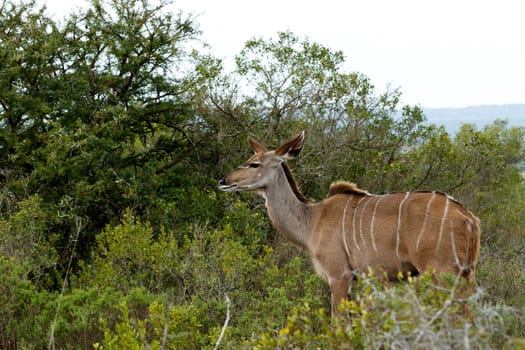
[44,0,525,108]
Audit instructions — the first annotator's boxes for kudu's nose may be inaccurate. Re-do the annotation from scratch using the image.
[218,177,226,186]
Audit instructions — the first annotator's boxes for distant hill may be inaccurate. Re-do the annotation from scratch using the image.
[422,104,525,134]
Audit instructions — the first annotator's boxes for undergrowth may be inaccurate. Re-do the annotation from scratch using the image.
[252,272,524,350]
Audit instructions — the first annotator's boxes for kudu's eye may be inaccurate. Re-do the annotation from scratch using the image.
[249,163,261,168]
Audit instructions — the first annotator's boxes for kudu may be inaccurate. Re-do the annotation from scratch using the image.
[219,131,481,314]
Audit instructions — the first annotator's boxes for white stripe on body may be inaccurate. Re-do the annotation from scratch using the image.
[369,195,386,254]
[358,196,373,249]
[449,221,462,271]
[396,192,410,260]
[416,191,436,251]
[435,196,450,252]
[341,196,355,268]
[351,197,367,252]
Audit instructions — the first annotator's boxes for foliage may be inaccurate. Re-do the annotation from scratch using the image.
[0,0,524,348]
[0,256,48,349]
[0,0,213,270]
[0,194,58,287]
[253,272,523,349]
[76,209,180,292]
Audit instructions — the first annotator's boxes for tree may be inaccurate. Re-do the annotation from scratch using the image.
[0,0,216,282]
[207,31,433,198]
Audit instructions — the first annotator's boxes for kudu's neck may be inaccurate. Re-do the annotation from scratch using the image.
[261,165,311,249]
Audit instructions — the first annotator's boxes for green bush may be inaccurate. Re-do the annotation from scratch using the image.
[75,209,180,293]
[0,195,58,288]
[252,272,523,349]
[0,257,49,349]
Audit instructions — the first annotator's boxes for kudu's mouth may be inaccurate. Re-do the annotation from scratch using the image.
[218,178,238,192]
[218,179,260,192]
[218,184,238,192]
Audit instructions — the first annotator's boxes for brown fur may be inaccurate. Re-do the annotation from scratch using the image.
[220,132,481,314]
[328,181,369,197]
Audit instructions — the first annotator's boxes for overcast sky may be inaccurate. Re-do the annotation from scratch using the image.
[44,0,525,108]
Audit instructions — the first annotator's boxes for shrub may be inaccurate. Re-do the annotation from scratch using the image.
[75,209,180,293]
[0,195,58,288]
[251,272,523,349]
[0,257,50,349]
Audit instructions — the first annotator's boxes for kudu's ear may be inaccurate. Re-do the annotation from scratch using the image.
[275,131,305,159]
[248,137,268,154]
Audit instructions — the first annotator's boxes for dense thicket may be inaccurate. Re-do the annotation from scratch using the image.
[1,1,524,348]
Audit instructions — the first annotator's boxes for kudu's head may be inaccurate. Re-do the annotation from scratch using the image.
[219,131,305,193]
